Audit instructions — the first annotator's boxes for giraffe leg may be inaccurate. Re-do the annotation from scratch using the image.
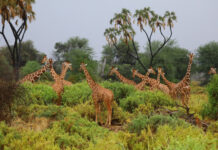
[98,104,103,125]
[95,102,99,124]
[106,101,112,126]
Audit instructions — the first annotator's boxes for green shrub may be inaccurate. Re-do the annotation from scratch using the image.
[15,104,70,121]
[74,100,132,125]
[125,125,217,150]
[120,90,175,113]
[62,81,135,107]
[101,81,136,105]
[207,121,218,134]
[128,114,189,134]
[190,81,206,94]
[20,61,41,78]
[0,106,110,150]
[153,125,217,150]
[201,74,218,120]
[20,82,57,105]
[62,81,92,106]
[133,103,154,117]
[73,100,96,122]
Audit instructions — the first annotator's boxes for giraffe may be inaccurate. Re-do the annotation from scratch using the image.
[43,57,72,86]
[80,63,114,126]
[172,53,194,106]
[161,53,194,106]
[160,70,176,91]
[60,62,73,86]
[49,60,72,105]
[208,67,216,75]
[18,56,52,84]
[132,68,156,91]
[132,68,159,91]
[109,67,137,86]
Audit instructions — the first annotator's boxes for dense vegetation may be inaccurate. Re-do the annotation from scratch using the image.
[0,79,217,149]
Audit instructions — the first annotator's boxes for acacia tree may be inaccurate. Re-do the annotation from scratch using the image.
[104,8,176,71]
[0,0,35,80]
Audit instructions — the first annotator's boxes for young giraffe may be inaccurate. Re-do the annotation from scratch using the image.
[80,63,114,126]
[161,53,194,106]
[131,68,156,90]
[109,67,137,86]
[49,60,72,105]
[208,67,216,75]
[18,56,52,84]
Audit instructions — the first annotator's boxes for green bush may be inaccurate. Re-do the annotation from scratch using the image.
[20,82,57,105]
[133,103,154,117]
[128,114,189,134]
[74,100,132,125]
[1,104,110,150]
[207,121,218,134]
[120,90,175,113]
[62,81,135,107]
[201,74,218,120]
[15,104,71,122]
[62,81,92,106]
[101,81,136,105]
[20,61,41,78]
[123,125,217,150]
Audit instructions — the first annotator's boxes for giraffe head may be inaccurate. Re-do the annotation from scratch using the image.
[41,55,47,64]
[157,67,162,74]
[80,62,87,71]
[208,67,216,74]
[48,58,53,69]
[189,53,194,60]
[63,62,72,71]
[148,67,156,75]
[131,69,137,78]
[109,66,118,76]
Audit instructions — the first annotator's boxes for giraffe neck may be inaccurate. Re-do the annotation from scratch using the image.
[160,73,174,89]
[60,65,69,80]
[113,70,131,83]
[136,71,149,80]
[82,66,96,90]
[19,61,49,83]
[50,67,60,82]
[157,71,161,84]
[182,56,193,85]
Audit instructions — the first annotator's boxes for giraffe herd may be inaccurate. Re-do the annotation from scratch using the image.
[18,53,216,126]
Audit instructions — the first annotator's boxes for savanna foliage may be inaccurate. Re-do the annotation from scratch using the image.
[201,74,218,120]
[0,80,217,150]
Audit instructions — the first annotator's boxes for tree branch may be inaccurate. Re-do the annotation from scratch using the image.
[153,25,172,57]
[159,26,166,42]
[142,27,153,56]
[20,27,26,42]
[131,38,147,71]
[8,21,18,40]
[0,24,13,56]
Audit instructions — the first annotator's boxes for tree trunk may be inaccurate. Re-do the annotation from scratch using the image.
[149,56,154,67]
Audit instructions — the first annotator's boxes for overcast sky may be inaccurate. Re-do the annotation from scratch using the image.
[2,0,218,60]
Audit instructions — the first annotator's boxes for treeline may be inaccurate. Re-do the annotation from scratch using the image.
[0,37,217,84]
